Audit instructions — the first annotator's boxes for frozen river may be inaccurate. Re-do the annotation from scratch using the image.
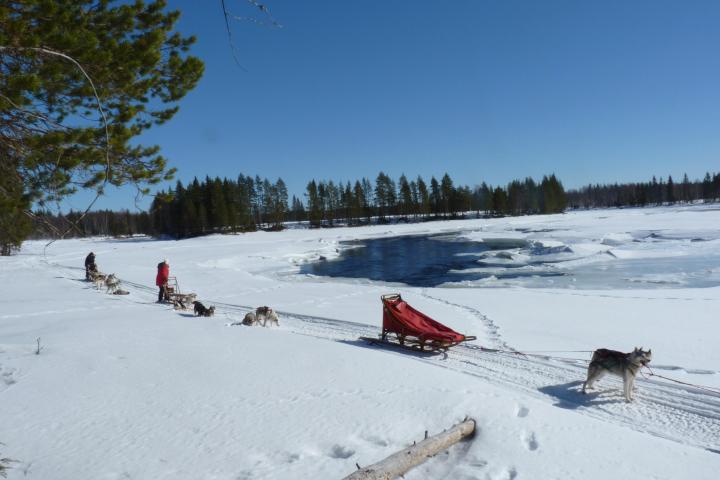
[302,226,720,289]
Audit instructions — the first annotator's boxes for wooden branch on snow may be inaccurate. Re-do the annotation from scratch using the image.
[343,418,476,480]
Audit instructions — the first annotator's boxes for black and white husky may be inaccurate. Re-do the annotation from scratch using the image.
[192,301,215,317]
[582,347,652,402]
[255,306,279,327]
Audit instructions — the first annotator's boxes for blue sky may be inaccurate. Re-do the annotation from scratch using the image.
[62,0,720,211]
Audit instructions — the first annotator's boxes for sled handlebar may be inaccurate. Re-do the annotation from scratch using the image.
[381,293,402,302]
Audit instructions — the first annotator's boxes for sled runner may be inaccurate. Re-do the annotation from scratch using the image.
[166,276,196,309]
[360,294,476,352]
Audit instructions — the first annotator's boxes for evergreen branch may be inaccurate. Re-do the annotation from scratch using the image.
[0,45,112,250]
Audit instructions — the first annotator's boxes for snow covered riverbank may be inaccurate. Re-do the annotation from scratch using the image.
[2,205,719,479]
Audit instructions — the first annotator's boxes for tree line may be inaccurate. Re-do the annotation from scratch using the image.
[304,172,567,227]
[149,175,289,237]
[22,170,720,244]
[566,172,720,208]
[24,172,567,241]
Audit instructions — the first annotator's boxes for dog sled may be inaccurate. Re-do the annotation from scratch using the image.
[359,294,476,352]
[166,276,196,309]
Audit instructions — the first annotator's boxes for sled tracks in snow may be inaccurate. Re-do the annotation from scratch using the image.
[52,262,720,453]
[273,311,720,454]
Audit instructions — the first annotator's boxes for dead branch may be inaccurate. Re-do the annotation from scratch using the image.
[343,418,476,480]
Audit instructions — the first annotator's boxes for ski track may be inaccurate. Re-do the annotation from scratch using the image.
[50,261,720,454]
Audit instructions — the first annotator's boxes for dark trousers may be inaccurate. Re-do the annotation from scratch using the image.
[86,264,97,280]
[158,285,168,302]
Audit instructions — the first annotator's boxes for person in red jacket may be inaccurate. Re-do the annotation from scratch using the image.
[156,259,170,303]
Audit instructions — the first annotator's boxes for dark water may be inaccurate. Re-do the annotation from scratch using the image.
[300,233,720,289]
[300,234,564,287]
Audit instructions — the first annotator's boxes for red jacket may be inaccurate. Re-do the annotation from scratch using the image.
[156,262,169,286]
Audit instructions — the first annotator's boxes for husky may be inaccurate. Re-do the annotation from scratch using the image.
[192,301,215,317]
[582,347,652,401]
[105,274,121,294]
[92,273,107,290]
[241,311,257,326]
[254,306,279,327]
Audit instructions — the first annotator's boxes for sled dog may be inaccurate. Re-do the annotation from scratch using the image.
[92,273,107,290]
[241,311,257,326]
[255,306,279,327]
[582,347,652,402]
[192,301,215,317]
[105,274,121,294]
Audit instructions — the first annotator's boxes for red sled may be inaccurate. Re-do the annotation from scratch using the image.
[360,293,476,352]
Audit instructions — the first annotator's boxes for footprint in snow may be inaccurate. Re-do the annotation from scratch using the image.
[362,435,389,447]
[515,405,529,418]
[1,366,17,387]
[493,466,518,480]
[328,444,355,459]
[522,431,539,451]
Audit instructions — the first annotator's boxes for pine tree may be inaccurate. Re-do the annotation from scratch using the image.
[429,177,440,216]
[342,182,353,224]
[271,178,288,228]
[681,173,691,203]
[540,174,566,213]
[702,172,713,200]
[374,172,396,221]
[290,195,306,222]
[1,0,203,251]
[325,180,339,226]
[417,176,430,217]
[209,178,229,231]
[666,175,676,204]
[0,158,31,255]
[352,180,366,223]
[223,178,238,232]
[507,180,523,215]
[398,174,412,219]
[440,173,454,216]
[236,175,255,231]
[361,177,374,221]
[254,175,265,226]
[306,180,322,227]
[409,180,419,218]
[491,186,508,214]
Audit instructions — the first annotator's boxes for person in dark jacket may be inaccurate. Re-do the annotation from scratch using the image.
[85,252,97,280]
[156,259,170,302]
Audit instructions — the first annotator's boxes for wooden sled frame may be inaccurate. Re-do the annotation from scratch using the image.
[166,276,196,309]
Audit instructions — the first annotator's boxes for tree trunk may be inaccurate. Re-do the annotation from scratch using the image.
[343,418,476,480]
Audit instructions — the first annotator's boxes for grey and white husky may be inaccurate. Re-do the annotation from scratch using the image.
[105,274,121,294]
[242,307,279,327]
[582,347,652,402]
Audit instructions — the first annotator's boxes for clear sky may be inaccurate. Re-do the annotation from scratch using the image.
[62,0,720,212]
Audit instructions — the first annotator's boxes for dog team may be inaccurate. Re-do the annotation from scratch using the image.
[85,252,127,295]
[85,252,657,401]
[85,252,278,327]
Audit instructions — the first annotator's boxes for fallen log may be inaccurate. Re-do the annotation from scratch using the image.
[343,418,476,480]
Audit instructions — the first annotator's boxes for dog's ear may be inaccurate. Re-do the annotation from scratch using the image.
[648,349,652,354]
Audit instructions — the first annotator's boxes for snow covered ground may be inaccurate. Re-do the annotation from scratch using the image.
[2,204,719,479]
